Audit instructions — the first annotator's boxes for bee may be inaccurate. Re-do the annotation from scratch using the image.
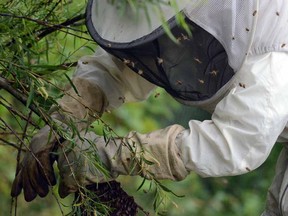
[157,57,164,65]
[252,10,257,16]
[281,43,286,48]
[118,96,125,103]
[130,61,135,68]
[239,83,246,88]
[123,59,131,65]
[181,33,189,40]
[198,79,205,84]
[210,70,218,77]
[154,92,161,98]
[194,58,202,64]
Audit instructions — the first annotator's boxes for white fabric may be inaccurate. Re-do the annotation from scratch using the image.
[73,48,155,110]
[178,52,288,177]
[74,47,288,177]
[185,0,288,71]
[73,1,288,177]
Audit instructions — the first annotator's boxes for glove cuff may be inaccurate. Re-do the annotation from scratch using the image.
[106,125,189,181]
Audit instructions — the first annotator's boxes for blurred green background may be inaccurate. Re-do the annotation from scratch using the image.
[0,0,282,215]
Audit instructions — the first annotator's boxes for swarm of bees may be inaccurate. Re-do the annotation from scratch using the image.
[77,181,140,216]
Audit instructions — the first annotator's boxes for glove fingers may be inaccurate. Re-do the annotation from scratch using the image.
[58,179,72,199]
[22,167,37,202]
[11,171,23,197]
[29,161,49,198]
[37,159,56,185]
[37,152,57,186]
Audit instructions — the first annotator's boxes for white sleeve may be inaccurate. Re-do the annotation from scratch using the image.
[73,47,156,110]
[177,52,288,177]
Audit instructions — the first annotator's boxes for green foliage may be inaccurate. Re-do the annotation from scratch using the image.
[0,0,281,215]
[0,0,95,215]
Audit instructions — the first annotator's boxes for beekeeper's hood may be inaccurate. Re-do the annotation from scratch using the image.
[86,0,234,102]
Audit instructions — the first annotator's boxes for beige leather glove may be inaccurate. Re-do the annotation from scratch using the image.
[11,125,60,201]
[57,124,189,198]
[11,77,107,201]
[53,77,108,130]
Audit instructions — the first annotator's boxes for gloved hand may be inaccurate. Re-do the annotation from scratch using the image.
[57,124,189,198]
[11,125,60,201]
[11,77,107,201]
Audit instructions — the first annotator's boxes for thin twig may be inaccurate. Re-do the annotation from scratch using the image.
[0,138,25,151]
[37,14,86,41]
[0,59,78,73]
[0,76,44,119]
[43,0,63,20]
[0,97,39,128]
[1,13,91,48]
[0,13,85,34]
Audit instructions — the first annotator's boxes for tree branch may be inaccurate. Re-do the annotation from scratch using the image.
[0,97,39,128]
[0,13,92,48]
[0,76,42,118]
[0,137,26,151]
[37,13,87,41]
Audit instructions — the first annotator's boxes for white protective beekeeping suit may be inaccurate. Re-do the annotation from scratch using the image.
[10,0,288,215]
[80,1,288,215]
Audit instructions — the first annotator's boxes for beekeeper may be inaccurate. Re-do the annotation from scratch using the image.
[11,0,288,215]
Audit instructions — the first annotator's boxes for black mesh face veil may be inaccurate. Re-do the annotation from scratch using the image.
[86,1,235,102]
